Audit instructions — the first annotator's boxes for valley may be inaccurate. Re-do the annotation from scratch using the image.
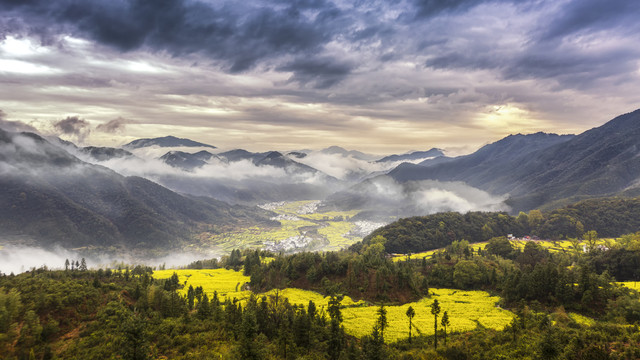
[199,200,379,253]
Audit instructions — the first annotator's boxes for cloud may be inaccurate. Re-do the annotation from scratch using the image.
[277,56,354,88]
[1,0,639,154]
[411,0,494,19]
[0,244,222,274]
[538,0,640,41]
[53,116,91,142]
[96,117,132,133]
[0,0,352,86]
[295,151,438,181]
[330,175,508,218]
[0,110,38,133]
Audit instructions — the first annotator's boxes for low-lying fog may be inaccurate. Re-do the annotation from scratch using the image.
[0,245,222,274]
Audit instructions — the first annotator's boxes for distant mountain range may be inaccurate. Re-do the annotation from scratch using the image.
[320,146,378,161]
[123,135,216,149]
[375,148,445,163]
[387,109,640,212]
[160,150,220,171]
[0,129,273,250]
[4,108,640,253]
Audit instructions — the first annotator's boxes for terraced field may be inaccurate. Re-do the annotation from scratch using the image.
[393,238,616,262]
[202,200,367,252]
[153,269,513,342]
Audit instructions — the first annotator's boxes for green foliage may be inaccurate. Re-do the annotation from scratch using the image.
[364,197,640,254]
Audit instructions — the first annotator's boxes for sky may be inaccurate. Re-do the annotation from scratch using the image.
[0,0,639,154]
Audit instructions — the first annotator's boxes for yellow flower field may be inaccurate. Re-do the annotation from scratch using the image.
[154,268,252,301]
[153,269,514,342]
[393,238,616,262]
[341,288,513,341]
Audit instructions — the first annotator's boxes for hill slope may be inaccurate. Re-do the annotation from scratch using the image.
[0,129,273,249]
[123,135,216,149]
[388,109,640,211]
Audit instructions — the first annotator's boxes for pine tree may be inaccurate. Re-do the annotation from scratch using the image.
[187,285,195,310]
[406,306,415,343]
[430,299,441,350]
[376,305,388,341]
[328,296,343,360]
[441,310,450,346]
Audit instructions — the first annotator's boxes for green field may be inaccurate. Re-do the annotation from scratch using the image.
[393,238,615,262]
[201,200,361,252]
[153,269,514,342]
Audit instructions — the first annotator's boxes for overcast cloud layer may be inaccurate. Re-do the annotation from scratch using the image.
[1,0,639,153]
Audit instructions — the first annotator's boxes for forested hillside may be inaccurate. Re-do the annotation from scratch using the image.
[360,197,640,254]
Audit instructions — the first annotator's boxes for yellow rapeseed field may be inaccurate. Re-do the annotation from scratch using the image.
[393,238,615,262]
[153,269,513,342]
[341,288,513,341]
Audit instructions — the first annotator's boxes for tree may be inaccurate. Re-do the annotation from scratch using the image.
[585,230,599,253]
[197,293,211,319]
[376,305,388,342]
[430,299,441,350]
[453,260,482,289]
[187,285,195,310]
[64,259,69,271]
[79,258,87,271]
[528,209,544,231]
[486,236,514,258]
[405,306,415,343]
[119,314,149,360]
[441,311,450,346]
[328,296,343,360]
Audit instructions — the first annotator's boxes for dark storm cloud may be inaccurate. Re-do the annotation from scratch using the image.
[539,0,640,41]
[411,0,487,19]
[418,0,640,91]
[53,116,90,141]
[277,57,354,88]
[0,0,352,81]
[96,117,132,133]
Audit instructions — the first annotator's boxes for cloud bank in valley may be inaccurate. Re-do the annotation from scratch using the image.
[326,176,509,219]
[0,245,223,274]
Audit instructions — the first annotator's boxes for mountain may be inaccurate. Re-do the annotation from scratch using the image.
[388,132,574,186]
[388,109,640,211]
[160,150,221,171]
[255,151,319,174]
[320,146,378,161]
[80,146,135,161]
[287,151,308,159]
[217,149,264,163]
[218,149,324,176]
[375,148,445,163]
[123,135,216,149]
[0,129,274,250]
